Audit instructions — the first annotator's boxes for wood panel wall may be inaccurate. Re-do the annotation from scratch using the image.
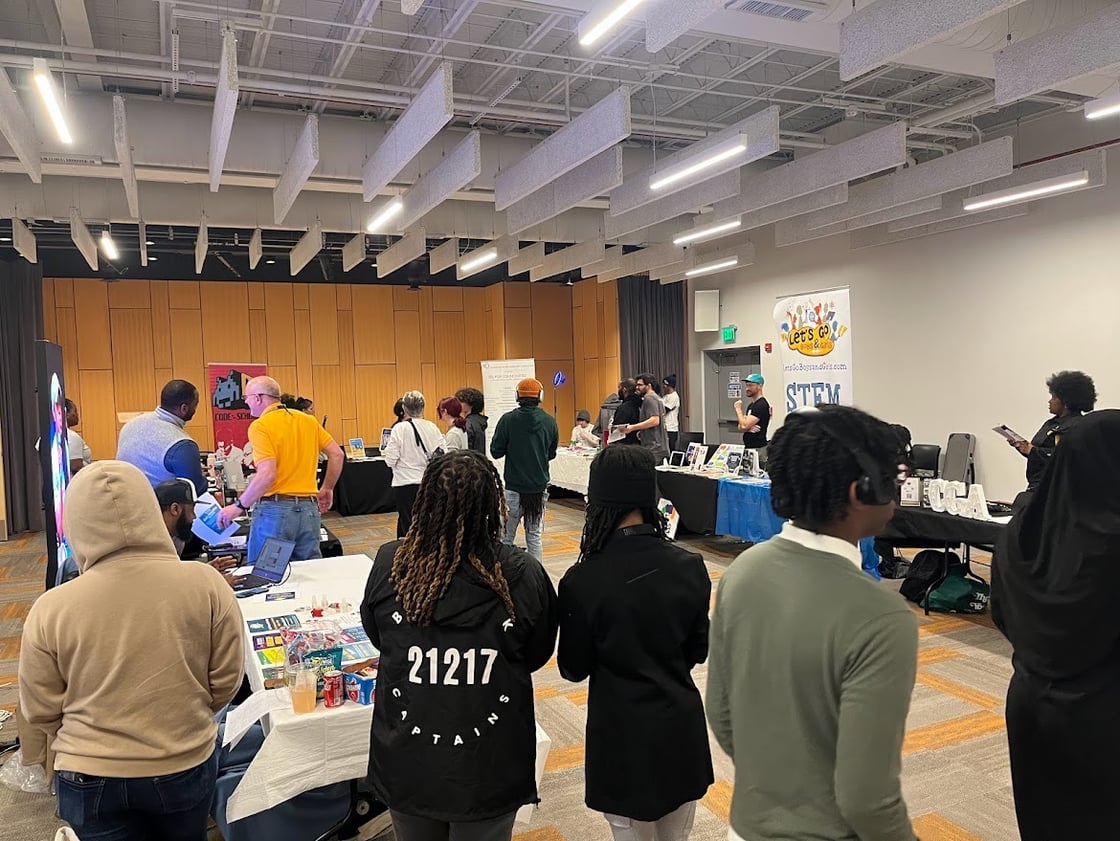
[41,277,620,460]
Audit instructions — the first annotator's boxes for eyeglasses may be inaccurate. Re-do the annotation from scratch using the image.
[246,392,279,401]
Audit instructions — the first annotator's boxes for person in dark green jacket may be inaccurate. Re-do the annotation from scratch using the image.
[490,377,559,562]
[708,404,919,841]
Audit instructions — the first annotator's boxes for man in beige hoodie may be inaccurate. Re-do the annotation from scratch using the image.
[19,460,245,841]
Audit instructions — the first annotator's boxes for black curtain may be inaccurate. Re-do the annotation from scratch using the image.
[618,276,686,389]
[0,259,45,534]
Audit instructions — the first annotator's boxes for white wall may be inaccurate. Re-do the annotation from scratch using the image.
[687,126,1120,502]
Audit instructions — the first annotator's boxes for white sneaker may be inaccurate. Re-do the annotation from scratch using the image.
[357,808,394,839]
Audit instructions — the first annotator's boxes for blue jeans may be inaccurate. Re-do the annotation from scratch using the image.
[503,489,547,562]
[248,498,322,564]
[56,751,218,841]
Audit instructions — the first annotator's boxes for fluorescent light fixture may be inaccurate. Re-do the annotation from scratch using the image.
[265,258,276,264]
[32,58,71,144]
[963,172,1090,212]
[112,96,139,218]
[209,27,239,191]
[149,256,158,261]
[145,240,154,246]
[579,0,645,46]
[248,227,262,269]
[69,211,97,270]
[363,63,454,202]
[273,114,320,224]
[100,230,119,260]
[674,218,741,246]
[686,257,738,278]
[0,68,42,182]
[605,173,741,240]
[1085,92,1120,120]
[799,136,1012,231]
[840,0,1019,81]
[342,233,366,273]
[650,142,746,191]
[457,236,520,280]
[495,88,631,211]
[459,248,498,273]
[612,108,778,215]
[367,197,403,232]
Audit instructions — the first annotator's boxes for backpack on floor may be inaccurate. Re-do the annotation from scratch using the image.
[927,564,990,614]
[899,550,955,604]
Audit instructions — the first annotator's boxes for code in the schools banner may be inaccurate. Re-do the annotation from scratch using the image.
[772,288,853,411]
[208,362,268,451]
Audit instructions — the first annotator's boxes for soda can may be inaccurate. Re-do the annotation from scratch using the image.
[323,670,345,708]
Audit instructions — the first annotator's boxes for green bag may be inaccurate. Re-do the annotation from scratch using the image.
[926,565,990,614]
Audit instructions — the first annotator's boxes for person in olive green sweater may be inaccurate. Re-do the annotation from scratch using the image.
[707,404,919,841]
[491,377,559,562]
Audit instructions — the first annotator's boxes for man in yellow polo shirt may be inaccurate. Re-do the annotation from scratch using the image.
[218,376,344,562]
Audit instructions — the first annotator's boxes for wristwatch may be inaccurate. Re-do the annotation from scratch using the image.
[235,498,250,513]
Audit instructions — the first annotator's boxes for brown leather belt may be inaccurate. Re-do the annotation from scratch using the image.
[259,494,318,502]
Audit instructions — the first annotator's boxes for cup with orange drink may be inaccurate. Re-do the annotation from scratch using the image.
[287,661,318,714]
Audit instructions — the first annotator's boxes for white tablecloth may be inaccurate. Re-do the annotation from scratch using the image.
[228,554,550,824]
[549,448,595,494]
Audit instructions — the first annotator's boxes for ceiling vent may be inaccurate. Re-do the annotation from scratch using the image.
[731,1,817,21]
[41,153,103,166]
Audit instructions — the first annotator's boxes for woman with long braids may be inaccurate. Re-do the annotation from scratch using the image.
[558,445,713,841]
[360,450,558,841]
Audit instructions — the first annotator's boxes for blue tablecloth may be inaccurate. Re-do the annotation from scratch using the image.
[716,478,880,579]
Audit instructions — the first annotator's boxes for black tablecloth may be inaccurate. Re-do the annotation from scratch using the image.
[879,506,1006,547]
[333,458,395,516]
[656,470,720,535]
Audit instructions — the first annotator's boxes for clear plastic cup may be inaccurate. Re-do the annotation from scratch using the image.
[287,662,317,714]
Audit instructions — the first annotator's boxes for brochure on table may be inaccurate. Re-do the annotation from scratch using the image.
[248,610,379,689]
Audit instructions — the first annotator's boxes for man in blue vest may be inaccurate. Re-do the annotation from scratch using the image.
[117,379,208,496]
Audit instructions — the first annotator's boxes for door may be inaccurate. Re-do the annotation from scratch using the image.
[703,347,761,446]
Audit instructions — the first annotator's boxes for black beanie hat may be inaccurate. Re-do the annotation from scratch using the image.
[587,446,659,509]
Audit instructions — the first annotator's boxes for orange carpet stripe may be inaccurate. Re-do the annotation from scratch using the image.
[701,780,733,823]
[544,744,585,773]
[911,813,984,841]
[563,688,588,706]
[918,617,974,636]
[513,826,565,841]
[534,685,561,701]
[916,671,1003,709]
[917,646,963,666]
[903,710,1006,755]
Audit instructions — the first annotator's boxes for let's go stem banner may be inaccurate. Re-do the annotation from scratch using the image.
[773,288,853,411]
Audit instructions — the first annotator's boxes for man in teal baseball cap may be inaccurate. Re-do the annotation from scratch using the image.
[734,373,772,466]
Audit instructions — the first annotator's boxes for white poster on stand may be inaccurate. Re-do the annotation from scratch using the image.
[773,288,854,410]
[481,358,537,448]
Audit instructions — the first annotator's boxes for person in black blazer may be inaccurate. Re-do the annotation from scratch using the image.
[558,445,713,841]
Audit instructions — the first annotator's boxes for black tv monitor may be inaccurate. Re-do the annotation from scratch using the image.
[37,340,74,589]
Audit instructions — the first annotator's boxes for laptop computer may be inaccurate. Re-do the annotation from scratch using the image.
[233,537,296,591]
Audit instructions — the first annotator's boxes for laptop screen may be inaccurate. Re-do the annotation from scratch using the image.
[252,537,295,582]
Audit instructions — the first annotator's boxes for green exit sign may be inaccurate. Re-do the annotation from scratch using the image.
[721,326,737,343]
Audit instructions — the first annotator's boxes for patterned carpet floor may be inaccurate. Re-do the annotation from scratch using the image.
[0,499,1021,841]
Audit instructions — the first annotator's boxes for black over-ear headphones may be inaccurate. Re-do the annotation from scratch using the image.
[793,406,897,506]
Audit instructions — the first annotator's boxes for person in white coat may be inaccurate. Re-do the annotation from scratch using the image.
[383,391,446,538]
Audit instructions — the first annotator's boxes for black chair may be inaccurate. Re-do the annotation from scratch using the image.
[911,444,941,478]
[675,431,704,452]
